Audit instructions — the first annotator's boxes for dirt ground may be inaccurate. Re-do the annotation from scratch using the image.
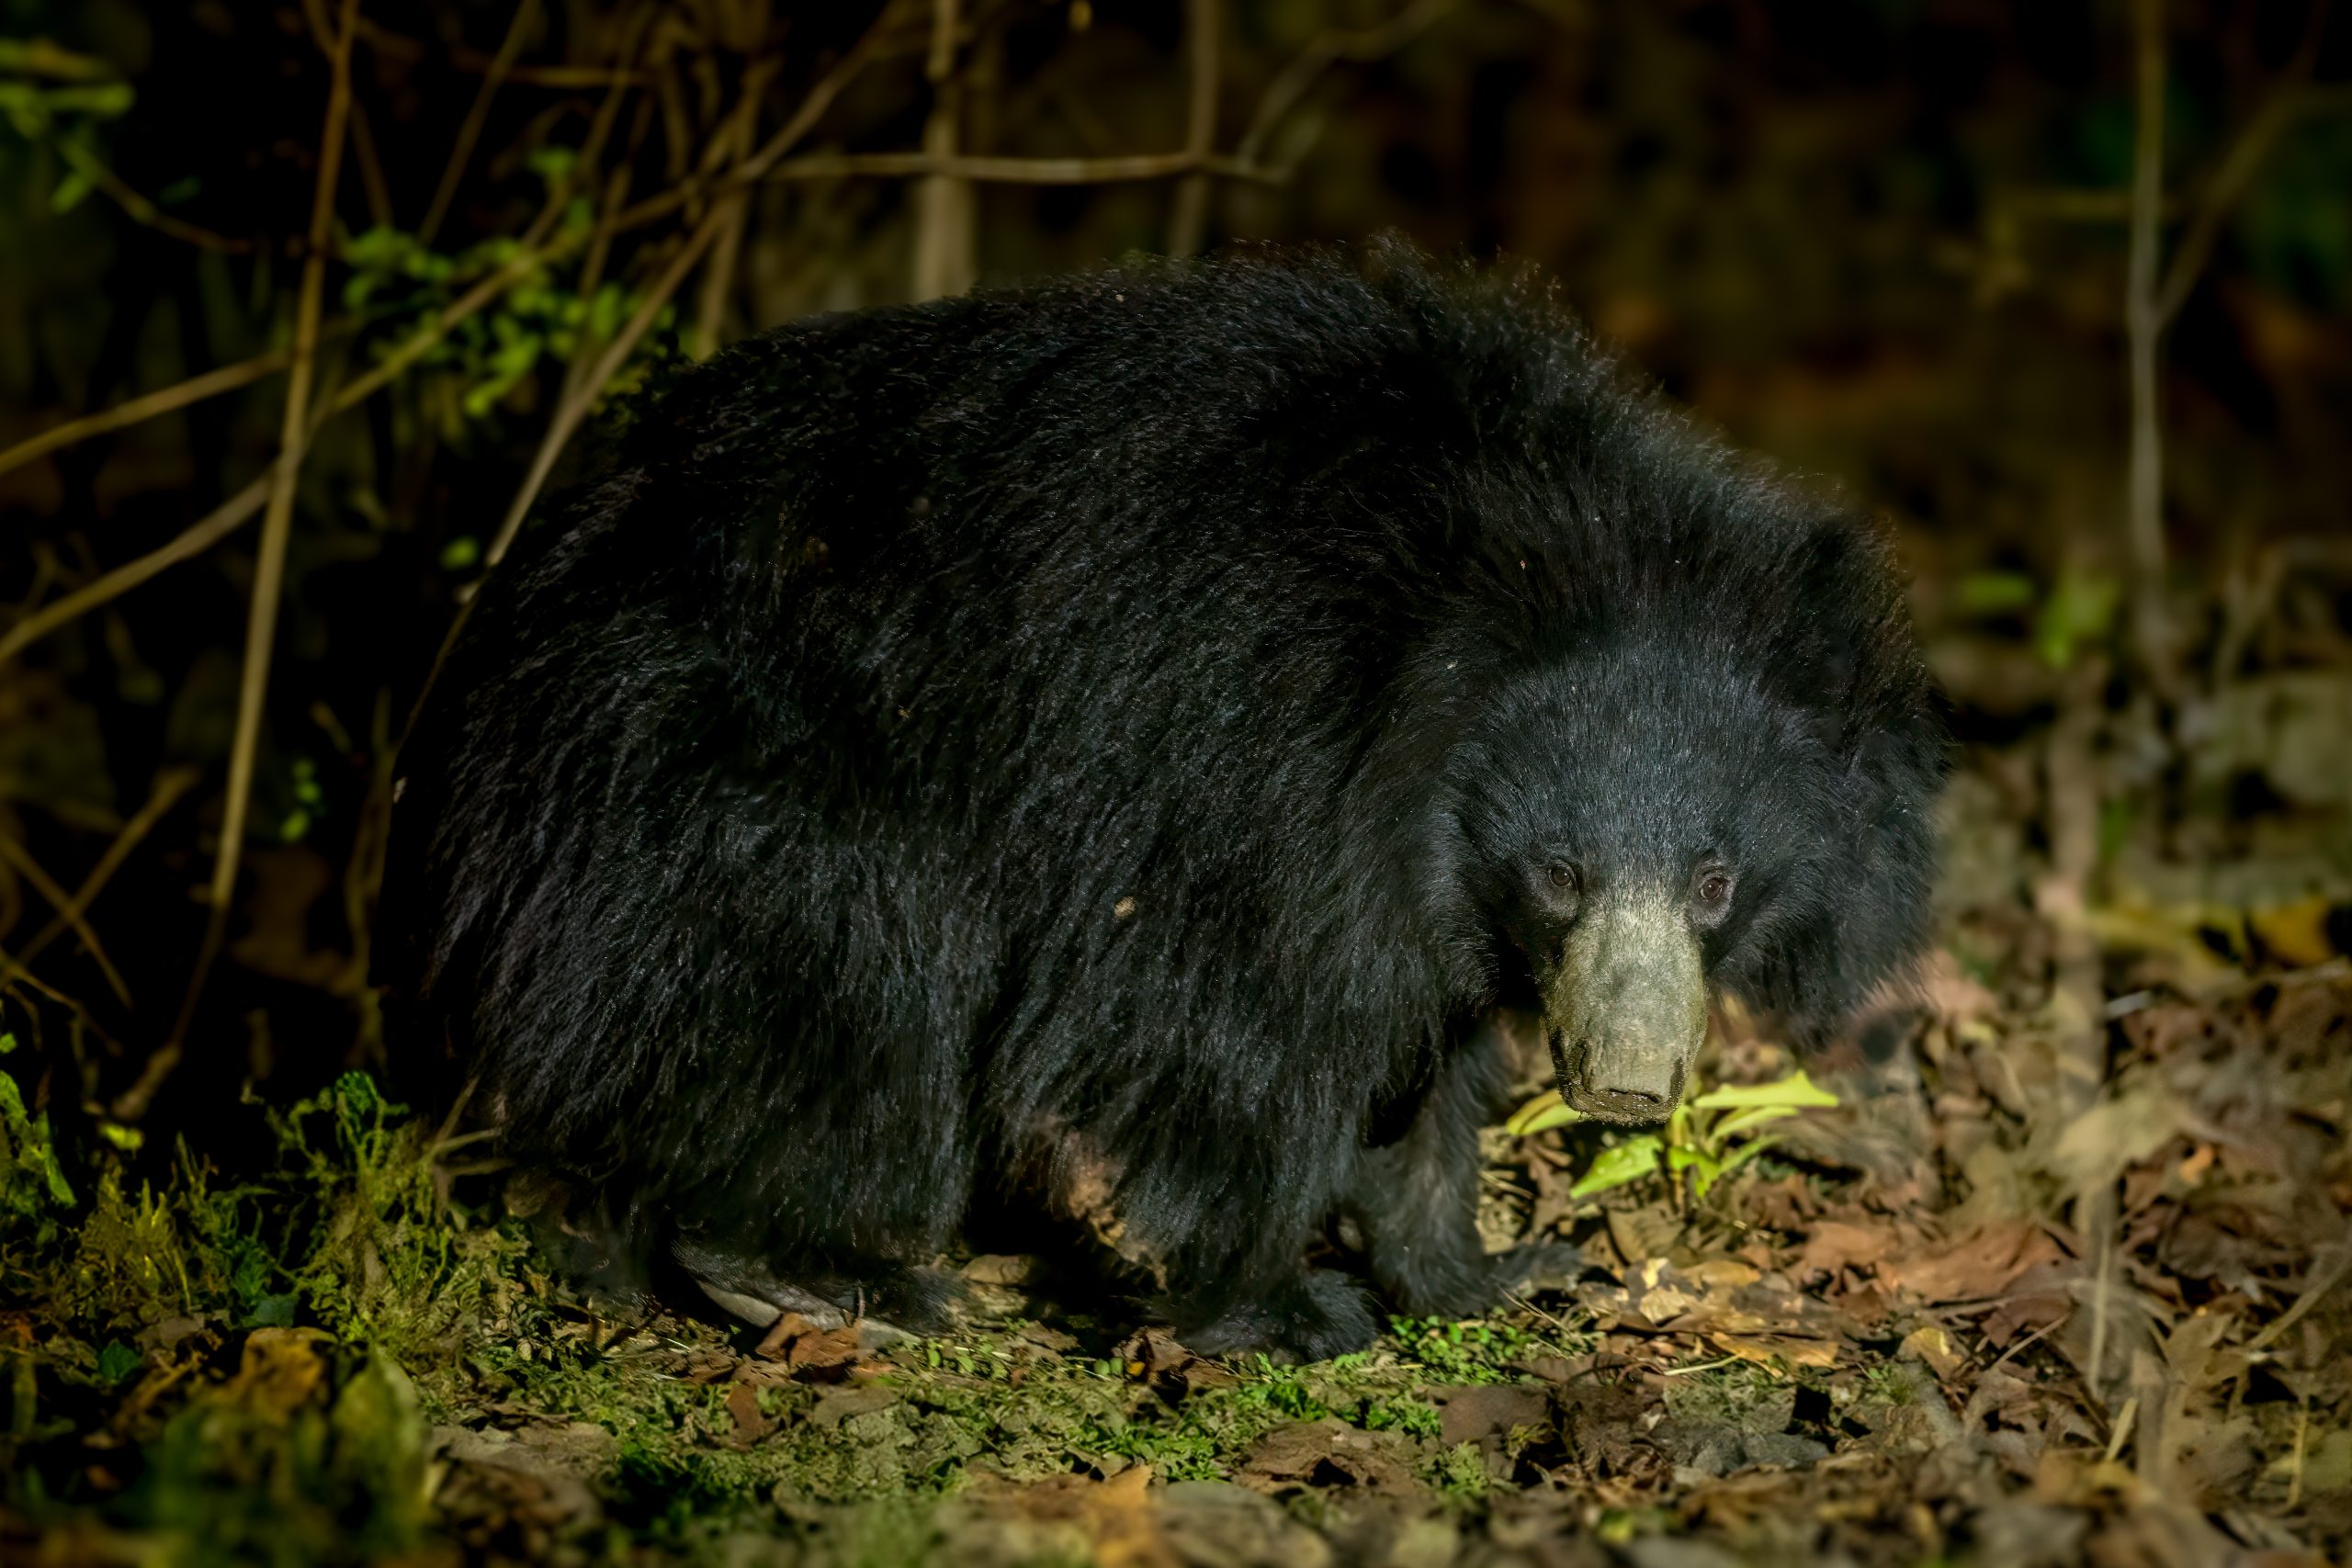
[5,680,2350,1566]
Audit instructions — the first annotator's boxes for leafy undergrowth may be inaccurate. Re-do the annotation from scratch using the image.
[4,897,2350,1565]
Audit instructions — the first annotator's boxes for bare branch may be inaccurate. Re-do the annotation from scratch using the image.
[763,149,1274,185]
[0,829,131,1008]
[1169,0,1222,257]
[2122,0,2174,687]
[142,0,366,1117]
[2156,0,2339,326]
[0,476,269,666]
[1235,0,1460,168]
[486,214,727,569]
[5,767,199,978]
[420,0,542,245]
[0,200,606,668]
[912,0,977,300]
[0,351,295,482]
[53,138,253,255]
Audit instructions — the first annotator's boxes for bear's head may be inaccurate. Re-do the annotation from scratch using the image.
[1440,625,1880,1125]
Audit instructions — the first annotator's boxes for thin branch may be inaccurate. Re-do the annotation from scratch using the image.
[343,80,398,230]
[485,211,727,569]
[143,0,365,1118]
[762,149,1274,185]
[6,768,199,977]
[1169,0,1222,257]
[0,351,294,482]
[606,1,910,234]
[2155,0,2338,326]
[691,58,777,357]
[0,831,130,1008]
[558,164,637,408]
[2122,0,2174,687]
[911,0,975,301]
[53,138,253,255]
[488,3,911,561]
[419,0,541,245]
[0,216,597,668]
[1235,0,1460,167]
[0,475,269,666]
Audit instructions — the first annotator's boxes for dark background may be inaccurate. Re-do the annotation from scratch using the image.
[2,0,2348,1147]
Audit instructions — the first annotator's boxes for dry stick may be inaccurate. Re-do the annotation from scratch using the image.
[911,0,974,301]
[0,476,270,666]
[2155,0,2339,328]
[484,211,728,570]
[485,5,909,566]
[129,0,365,1123]
[2122,0,2173,693]
[0,352,295,483]
[0,234,583,668]
[1235,0,1461,167]
[53,139,253,255]
[763,149,1272,184]
[419,0,541,246]
[4,768,200,982]
[343,87,398,231]
[602,0,912,240]
[690,60,777,357]
[1168,0,1222,257]
[387,13,908,773]
[0,832,130,1007]
[0,17,646,666]
[2246,1238,2350,1354]
[555,165,639,411]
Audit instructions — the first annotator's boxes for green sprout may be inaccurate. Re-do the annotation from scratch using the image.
[1504,1068,1838,1201]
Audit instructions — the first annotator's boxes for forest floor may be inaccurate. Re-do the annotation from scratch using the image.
[5,706,2351,1567]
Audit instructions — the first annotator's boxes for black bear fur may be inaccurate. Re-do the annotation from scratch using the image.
[381,240,1948,1360]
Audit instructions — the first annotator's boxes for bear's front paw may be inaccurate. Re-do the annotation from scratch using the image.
[1179,1269,1380,1363]
[1480,1240,1582,1301]
[1380,1239,1585,1319]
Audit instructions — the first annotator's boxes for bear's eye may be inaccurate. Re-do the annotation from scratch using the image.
[1545,863,1579,892]
[1692,867,1735,910]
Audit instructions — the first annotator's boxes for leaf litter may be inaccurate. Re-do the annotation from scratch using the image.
[4,791,2351,1564]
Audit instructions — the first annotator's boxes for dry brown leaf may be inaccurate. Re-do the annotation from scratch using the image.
[752,1312,874,1382]
[1706,1332,1840,1369]
[1238,1421,1419,1495]
[1901,1325,1966,1381]
[1433,1384,1552,1449]
[1795,1219,1902,1282]
[1881,1222,2066,1303]
[723,1381,775,1447]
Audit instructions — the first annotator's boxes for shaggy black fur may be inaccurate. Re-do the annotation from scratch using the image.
[381,241,1947,1360]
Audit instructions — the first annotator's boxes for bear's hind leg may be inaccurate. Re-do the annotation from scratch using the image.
[1176,1267,1380,1363]
[673,1239,966,1335]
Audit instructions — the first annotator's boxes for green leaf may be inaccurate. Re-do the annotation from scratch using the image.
[1692,1134,1781,1201]
[1706,1103,1804,1145]
[0,1068,76,1210]
[2033,569,2120,670]
[1688,1069,1840,1112]
[96,1342,141,1382]
[49,167,92,213]
[1955,570,2036,615]
[1569,1134,1666,1199]
[1505,1089,1584,1136]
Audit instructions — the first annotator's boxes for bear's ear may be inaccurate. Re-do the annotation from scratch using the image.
[1767,513,1917,752]
[1742,514,1950,1044]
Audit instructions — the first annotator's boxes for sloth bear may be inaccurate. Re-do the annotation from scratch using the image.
[383,241,1947,1360]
